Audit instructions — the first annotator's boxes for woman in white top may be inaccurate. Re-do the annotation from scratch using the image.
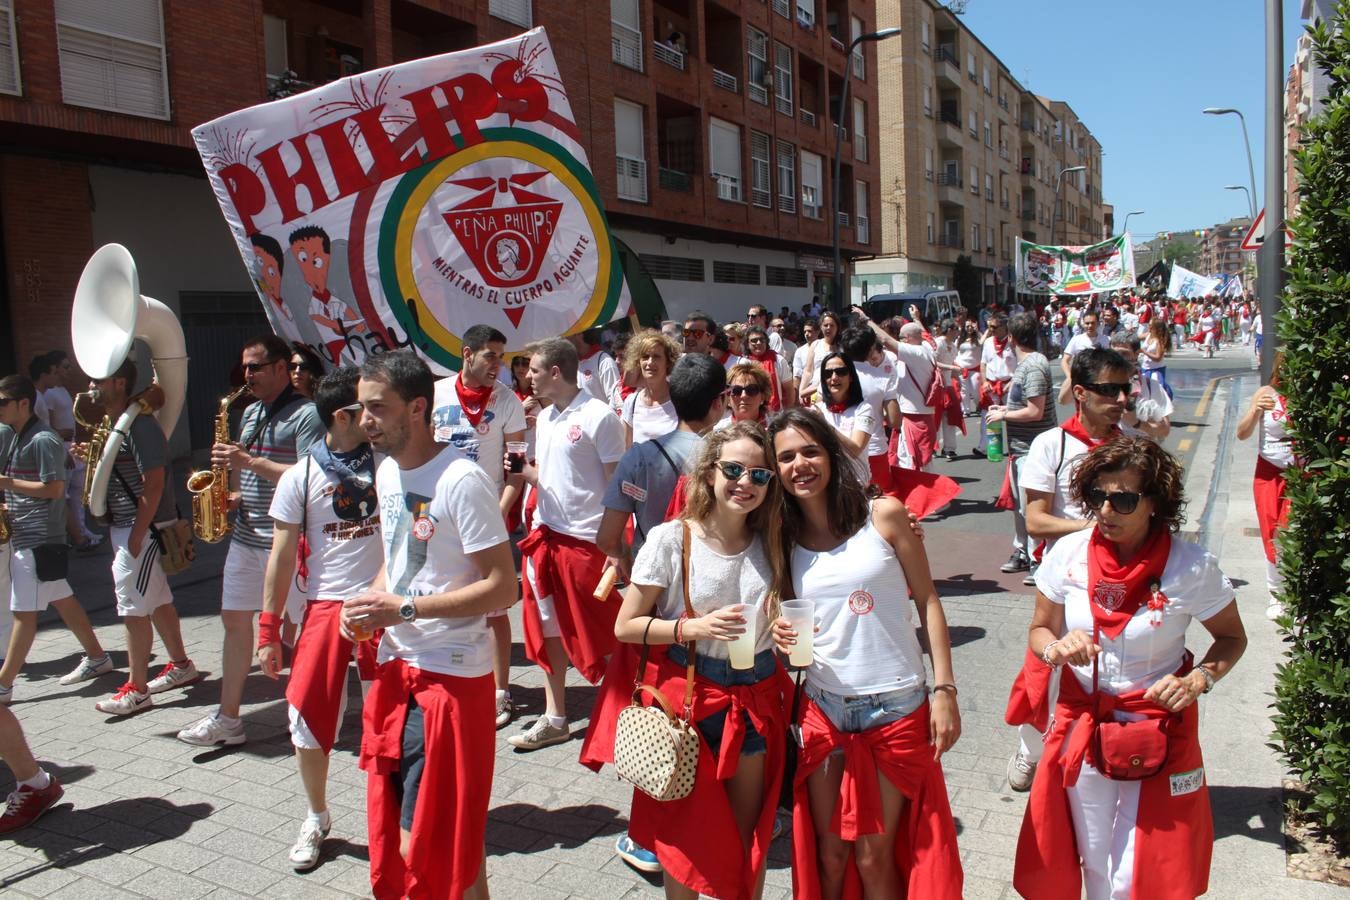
[796,310,843,405]
[811,353,874,483]
[932,318,963,459]
[621,330,681,448]
[1140,318,1172,400]
[768,408,962,899]
[954,319,983,416]
[615,421,788,900]
[1236,369,1294,620]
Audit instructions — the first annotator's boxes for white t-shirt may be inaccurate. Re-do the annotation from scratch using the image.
[44,388,75,436]
[814,400,874,482]
[954,338,981,370]
[1260,395,1295,469]
[631,522,775,659]
[894,342,937,414]
[536,390,626,541]
[621,391,679,445]
[1020,426,1093,528]
[980,337,1017,382]
[269,449,383,601]
[431,373,527,493]
[375,446,509,677]
[1063,331,1108,358]
[853,353,899,456]
[1140,336,1164,372]
[1129,375,1173,429]
[577,350,621,411]
[31,391,50,427]
[1036,529,1234,694]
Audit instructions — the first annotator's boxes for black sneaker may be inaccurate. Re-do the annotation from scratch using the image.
[944,450,958,461]
[1000,552,1030,574]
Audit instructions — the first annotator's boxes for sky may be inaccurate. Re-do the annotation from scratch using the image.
[956,0,1310,241]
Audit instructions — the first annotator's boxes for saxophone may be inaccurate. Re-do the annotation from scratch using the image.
[186,385,249,543]
[73,391,112,508]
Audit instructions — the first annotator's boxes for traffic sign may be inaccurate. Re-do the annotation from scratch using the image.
[1239,207,1293,252]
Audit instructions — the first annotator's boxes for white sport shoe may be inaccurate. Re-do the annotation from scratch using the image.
[289,815,331,871]
[1007,748,1037,792]
[58,655,114,685]
[95,683,153,716]
[146,661,200,694]
[506,718,570,751]
[0,684,11,706]
[176,712,247,747]
[495,692,514,730]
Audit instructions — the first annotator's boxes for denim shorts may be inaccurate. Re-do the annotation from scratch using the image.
[667,644,776,758]
[805,682,927,734]
[394,698,425,830]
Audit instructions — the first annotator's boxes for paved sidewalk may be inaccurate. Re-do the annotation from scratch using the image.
[0,368,1342,897]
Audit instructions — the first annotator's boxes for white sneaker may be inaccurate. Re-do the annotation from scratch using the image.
[495,692,514,730]
[146,660,200,694]
[95,683,153,716]
[58,655,114,685]
[289,815,331,870]
[176,712,246,747]
[506,718,570,751]
[1007,748,1037,792]
[0,684,11,706]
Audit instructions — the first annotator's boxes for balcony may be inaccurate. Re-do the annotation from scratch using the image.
[1021,209,1035,221]
[940,234,964,249]
[934,45,958,67]
[856,215,869,244]
[653,41,685,70]
[985,187,994,201]
[937,171,962,188]
[800,108,818,127]
[616,155,648,203]
[612,22,643,71]
[712,68,738,93]
[999,146,1009,161]
[1000,199,1010,210]
[934,47,961,87]
[659,167,693,192]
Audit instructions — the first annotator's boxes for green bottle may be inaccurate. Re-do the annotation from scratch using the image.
[986,422,1004,462]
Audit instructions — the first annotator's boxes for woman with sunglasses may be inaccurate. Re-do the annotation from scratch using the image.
[767,408,963,899]
[613,422,790,900]
[289,343,326,399]
[621,330,681,448]
[721,362,771,427]
[796,310,843,406]
[1014,438,1246,900]
[811,353,874,483]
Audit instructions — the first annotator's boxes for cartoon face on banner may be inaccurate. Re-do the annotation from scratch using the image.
[192,29,630,373]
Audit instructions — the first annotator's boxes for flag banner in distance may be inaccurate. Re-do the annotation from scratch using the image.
[1015,235,1135,295]
[192,28,630,372]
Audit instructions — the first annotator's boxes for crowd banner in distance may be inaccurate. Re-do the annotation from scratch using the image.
[1015,234,1136,296]
[192,28,631,372]
[1166,264,1224,299]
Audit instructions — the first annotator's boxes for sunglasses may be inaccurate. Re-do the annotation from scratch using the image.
[290,362,312,372]
[715,460,775,487]
[822,367,850,378]
[339,402,364,414]
[1084,488,1143,514]
[683,327,708,338]
[242,360,281,374]
[1079,382,1131,399]
[728,384,762,397]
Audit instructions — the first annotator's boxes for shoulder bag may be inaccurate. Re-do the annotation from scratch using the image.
[1088,622,1173,781]
[613,521,700,801]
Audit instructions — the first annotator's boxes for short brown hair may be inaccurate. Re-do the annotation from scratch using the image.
[1070,437,1187,534]
[726,360,771,394]
[623,329,680,376]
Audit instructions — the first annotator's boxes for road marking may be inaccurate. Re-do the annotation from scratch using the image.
[1187,425,1198,434]
[1177,439,1193,452]
[1194,376,1221,419]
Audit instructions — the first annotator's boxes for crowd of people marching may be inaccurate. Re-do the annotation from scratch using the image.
[0,287,1270,898]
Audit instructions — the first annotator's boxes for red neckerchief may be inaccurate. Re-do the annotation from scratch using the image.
[1060,413,1119,449]
[454,376,494,428]
[578,344,602,362]
[991,334,1009,356]
[513,387,531,404]
[825,400,849,414]
[1086,526,1171,639]
[619,382,637,400]
[750,350,783,410]
[312,288,331,302]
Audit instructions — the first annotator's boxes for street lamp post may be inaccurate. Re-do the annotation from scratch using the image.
[1121,209,1145,236]
[832,26,901,311]
[1048,165,1086,245]
[1203,108,1259,218]
[1224,185,1253,219]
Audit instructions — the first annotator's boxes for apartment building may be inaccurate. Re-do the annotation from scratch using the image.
[859,0,1108,306]
[1198,216,1252,279]
[0,0,882,392]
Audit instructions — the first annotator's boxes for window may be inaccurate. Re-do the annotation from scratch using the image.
[983,120,991,147]
[966,51,975,76]
[927,212,935,244]
[611,0,642,71]
[850,16,864,79]
[971,223,979,250]
[709,117,742,202]
[923,85,932,116]
[800,149,823,219]
[984,172,992,200]
[1,2,22,95]
[766,265,808,288]
[747,28,769,105]
[263,15,287,81]
[773,42,793,116]
[854,180,869,243]
[968,110,977,137]
[921,20,930,51]
[982,64,990,93]
[969,165,978,194]
[750,130,772,208]
[713,261,761,285]
[924,147,933,180]
[796,0,815,29]
[772,0,790,19]
[55,0,169,119]
[852,98,867,163]
[777,140,797,213]
[641,255,704,281]
[489,0,532,28]
[614,99,647,203]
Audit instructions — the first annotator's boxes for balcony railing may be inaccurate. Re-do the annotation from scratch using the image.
[836,211,850,227]
[652,41,685,70]
[712,68,738,93]
[659,167,693,192]
[616,155,648,203]
[749,81,769,104]
[999,146,1009,160]
[939,110,959,126]
[856,215,869,244]
[775,93,793,116]
[985,188,994,200]
[772,0,790,17]
[800,108,818,127]
[1021,210,1035,221]
[934,45,958,67]
[940,234,963,248]
[779,191,797,214]
[937,172,962,187]
[714,173,742,202]
[612,23,643,71]
[1000,199,1010,210]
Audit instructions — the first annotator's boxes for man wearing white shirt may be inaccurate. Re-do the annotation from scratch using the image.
[510,339,626,752]
[978,315,1018,455]
[840,325,901,487]
[1057,310,1109,405]
[569,329,620,410]
[769,316,798,365]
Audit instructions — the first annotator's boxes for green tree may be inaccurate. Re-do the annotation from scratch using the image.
[1160,237,1200,271]
[1270,1,1350,834]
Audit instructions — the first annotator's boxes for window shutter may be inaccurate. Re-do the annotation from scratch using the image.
[55,0,168,119]
[489,0,532,28]
[0,4,19,95]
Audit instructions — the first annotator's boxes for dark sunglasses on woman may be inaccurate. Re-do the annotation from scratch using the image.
[1084,487,1142,514]
[715,460,775,487]
[728,384,762,397]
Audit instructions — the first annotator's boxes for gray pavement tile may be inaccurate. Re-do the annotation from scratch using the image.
[46,881,142,900]
[482,875,569,898]
[191,857,283,896]
[485,849,557,883]
[313,859,373,895]
[199,826,290,863]
[61,847,155,886]
[131,838,222,875]
[543,860,647,898]
[0,863,81,898]
[121,867,215,899]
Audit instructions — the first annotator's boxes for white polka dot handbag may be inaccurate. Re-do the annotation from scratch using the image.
[613,521,700,802]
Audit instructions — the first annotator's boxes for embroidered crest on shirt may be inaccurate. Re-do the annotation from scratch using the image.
[848,590,875,615]
[567,424,583,443]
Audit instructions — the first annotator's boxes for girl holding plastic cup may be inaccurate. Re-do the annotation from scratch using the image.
[768,408,964,899]
[613,421,790,900]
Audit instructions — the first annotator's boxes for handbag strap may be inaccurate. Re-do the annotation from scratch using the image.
[631,520,698,723]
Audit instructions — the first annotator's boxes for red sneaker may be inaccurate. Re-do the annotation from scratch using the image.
[0,776,63,833]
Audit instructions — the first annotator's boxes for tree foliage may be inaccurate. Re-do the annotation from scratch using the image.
[1270,1,1350,835]
[952,254,981,311]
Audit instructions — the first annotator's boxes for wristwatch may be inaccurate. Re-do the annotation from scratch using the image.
[398,596,417,623]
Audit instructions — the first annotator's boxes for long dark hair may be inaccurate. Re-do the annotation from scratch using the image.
[767,409,870,590]
[818,352,863,407]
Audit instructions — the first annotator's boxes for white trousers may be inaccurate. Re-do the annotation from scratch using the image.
[1066,763,1142,900]
[959,370,981,415]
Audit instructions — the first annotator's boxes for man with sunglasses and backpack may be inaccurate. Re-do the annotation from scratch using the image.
[257,366,383,871]
[1004,347,1129,792]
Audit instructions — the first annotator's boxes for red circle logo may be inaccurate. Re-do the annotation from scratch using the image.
[847,590,874,615]
[412,516,435,541]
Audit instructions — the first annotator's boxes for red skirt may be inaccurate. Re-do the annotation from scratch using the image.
[1252,456,1290,564]
[284,600,379,755]
[900,413,937,470]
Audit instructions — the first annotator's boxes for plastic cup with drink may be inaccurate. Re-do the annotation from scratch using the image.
[726,604,758,670]
[506,441,529,473]
[779,599,815,667]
